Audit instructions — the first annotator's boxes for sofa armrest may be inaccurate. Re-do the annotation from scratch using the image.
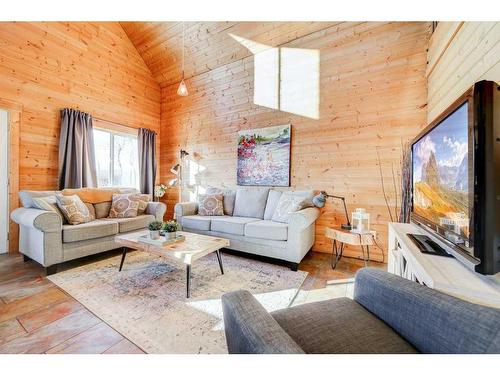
[145,202,166,221]
[288,207,320,229]
[11,207,62,232]
[353,268,500,354]
[222,290,304,354]
[285,207,320,263]
[174,202,198,218]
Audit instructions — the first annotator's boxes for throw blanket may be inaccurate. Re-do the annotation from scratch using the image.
[61,188,121,204]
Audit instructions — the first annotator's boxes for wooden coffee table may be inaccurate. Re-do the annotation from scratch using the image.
[115,230,230,298]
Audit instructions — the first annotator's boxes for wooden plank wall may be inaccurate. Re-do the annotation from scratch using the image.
[0,22,161,252]
[157,22,431,261]
[427,22,500,122]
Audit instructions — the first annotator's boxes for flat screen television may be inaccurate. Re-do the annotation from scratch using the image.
[410,80,500,275]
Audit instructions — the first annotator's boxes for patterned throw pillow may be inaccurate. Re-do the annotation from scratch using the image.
[206,187,236,215]
[55,194,93,225]
[130,193,151,215]
[108,193,140,218]
[271,193,306,223]
[198,194,224,216]
[32,196,67,223]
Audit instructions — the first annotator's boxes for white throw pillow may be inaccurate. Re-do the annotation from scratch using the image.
[271,193,306,223]
[32,196,66,223]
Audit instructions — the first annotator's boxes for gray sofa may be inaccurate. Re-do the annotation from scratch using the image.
[222,268,500,354]
[10,189,166,275]
[174,187,320,270]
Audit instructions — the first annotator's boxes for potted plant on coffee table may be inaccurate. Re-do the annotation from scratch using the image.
[162,220,180,240]
[148,221,163,240]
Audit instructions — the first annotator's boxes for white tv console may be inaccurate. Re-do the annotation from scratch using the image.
[388,222,500,309]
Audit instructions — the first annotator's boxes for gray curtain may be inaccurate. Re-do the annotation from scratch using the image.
[138,128,157,196]
[58,108,97,189]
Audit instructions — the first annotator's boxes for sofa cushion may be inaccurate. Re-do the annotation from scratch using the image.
[84,203,96,220]
[19,190,58,208]
[61,187,120,204]
[131,193,151,215]
[206,187,236,216]
[181,215,212,231]
[233,187,270,219]
[288,190,315,208]
[108,193,140,218]
[62,219,119,243]
[56,194,93,225]
[31,196,67,223]
[211,216,260,236]
[198,194,224,216]
[271,297,417,354]
[244,220,288,241]
[264,190,315,220]
[108,214,156,233]
[94,201,112,219]
[271,193,306,223]
[263,190,282,220]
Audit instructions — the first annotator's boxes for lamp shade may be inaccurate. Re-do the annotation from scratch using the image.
[168,178,178,187]
[177,79,189,96]
[170,163,180,174]
[312,192,327,208]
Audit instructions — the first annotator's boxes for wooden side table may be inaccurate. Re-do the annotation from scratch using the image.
[325,227,376,269]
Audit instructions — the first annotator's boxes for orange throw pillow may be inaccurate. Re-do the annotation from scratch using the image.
[62,188,120,204]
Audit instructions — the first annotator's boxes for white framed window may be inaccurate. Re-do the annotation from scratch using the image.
[93,128,139,189]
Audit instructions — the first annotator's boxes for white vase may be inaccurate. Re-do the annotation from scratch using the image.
[164,231,177,240]
[149,230,160,240]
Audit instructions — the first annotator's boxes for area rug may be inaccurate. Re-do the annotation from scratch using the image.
[48,251,307,353]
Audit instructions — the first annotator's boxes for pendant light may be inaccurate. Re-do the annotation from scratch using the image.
[177,22,189,97]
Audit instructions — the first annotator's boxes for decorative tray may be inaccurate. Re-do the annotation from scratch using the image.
[137,234,186,247]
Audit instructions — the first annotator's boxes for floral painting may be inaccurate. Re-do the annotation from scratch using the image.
[237,124,291,186]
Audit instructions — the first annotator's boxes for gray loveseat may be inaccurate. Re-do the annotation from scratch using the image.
[222,269,500,354]
[174,187,320,270]
[11,189,166,275]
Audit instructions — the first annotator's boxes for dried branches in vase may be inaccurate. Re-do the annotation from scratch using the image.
[376,140,412,224]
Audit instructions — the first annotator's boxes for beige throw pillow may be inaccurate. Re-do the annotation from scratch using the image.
[55,194,93,225]
[198,194,224,216]
[108,193,140,218]
[32,196,66,223]
[130,193,151,215]
[271,193,306,223]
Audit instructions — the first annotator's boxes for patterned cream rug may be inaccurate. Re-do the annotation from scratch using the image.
[48,251,307,354]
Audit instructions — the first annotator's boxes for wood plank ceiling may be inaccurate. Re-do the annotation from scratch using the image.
[120,22,338,88]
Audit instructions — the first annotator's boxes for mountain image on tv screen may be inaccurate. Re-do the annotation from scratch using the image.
[412,102,469,239]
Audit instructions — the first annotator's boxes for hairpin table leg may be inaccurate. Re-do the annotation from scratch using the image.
[119,247,127,271]
[186,264,191,298]
[216,249,224,275]
[331,240,344,270]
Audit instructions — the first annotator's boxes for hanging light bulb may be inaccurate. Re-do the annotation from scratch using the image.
[177,22,189,97]
[177,79,188,96]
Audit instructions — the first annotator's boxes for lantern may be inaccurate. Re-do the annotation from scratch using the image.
[351,208,370,234]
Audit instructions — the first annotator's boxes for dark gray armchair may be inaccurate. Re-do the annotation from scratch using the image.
[222,268,500,354]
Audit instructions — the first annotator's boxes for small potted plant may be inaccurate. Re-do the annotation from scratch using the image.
[147,221,162,240]
[162,220,180,240]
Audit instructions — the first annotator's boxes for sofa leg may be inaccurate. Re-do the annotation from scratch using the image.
[45,265,58,276]
[23,254,31,262]
[289,262,299,272]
